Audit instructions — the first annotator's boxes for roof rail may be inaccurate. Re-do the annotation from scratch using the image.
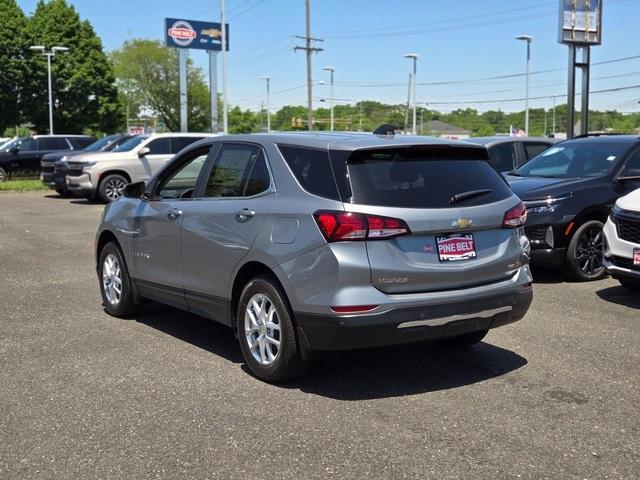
[373,124,396,136]
[572,132,633,139]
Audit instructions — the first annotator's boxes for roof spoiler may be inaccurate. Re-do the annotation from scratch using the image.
[373,124,396,136]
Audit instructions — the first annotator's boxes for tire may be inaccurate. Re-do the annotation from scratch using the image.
[55,188,70,197]
[0,166,7,182]
[619,279,640,292]
[436,329,488,348]
[98,241,140,317]
[237,276,309,382]
[564,220,606,281]
[98,173,128,203]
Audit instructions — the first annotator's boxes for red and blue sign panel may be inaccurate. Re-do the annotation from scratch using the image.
[165,18,229,51]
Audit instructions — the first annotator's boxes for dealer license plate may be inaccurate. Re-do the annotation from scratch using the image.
[436,233,477,262]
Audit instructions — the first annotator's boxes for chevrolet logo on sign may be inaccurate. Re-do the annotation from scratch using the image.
[201,28,222,39]
[451,218,473,229]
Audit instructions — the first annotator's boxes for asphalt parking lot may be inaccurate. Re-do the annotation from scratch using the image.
[1,191,638,479]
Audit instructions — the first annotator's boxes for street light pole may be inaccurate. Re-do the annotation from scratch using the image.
[221,0,228,133]
[404,53,418,135]
[30,45,68,134]
[323,66,335,131]
[259,76,271,132]
[515,35,533,135]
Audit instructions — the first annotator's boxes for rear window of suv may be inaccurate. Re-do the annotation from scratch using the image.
[332,146,513,208]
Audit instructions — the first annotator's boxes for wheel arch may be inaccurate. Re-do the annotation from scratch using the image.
[98,169,132,186]
[230,260,292,328]
[96,230,122,265]
[565,205,610,239]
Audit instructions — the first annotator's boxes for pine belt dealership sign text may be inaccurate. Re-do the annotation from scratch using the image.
[165,18,229,51]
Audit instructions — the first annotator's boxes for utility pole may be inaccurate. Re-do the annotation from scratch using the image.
[295,0,323,131]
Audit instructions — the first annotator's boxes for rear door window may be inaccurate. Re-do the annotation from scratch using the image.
[203,143,270,198]
[68,137,95,149]
[338,146,512,208]
[38,137,69,150]
[172,137,203,153]
[147,138,172,155]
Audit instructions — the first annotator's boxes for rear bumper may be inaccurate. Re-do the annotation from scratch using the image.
[295,286,532,352]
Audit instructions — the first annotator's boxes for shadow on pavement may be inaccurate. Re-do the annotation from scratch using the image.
[285,341,527,400]
[133,304,527,400]
[595,285,640,309]
[133,303,243,364]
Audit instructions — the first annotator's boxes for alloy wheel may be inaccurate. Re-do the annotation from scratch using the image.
[244,293,281,366]
[104,178,125,200]
[102,253,122,305]
[575,225,604,276]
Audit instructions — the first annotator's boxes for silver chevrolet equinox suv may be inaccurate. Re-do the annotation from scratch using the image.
[95,132,533,382]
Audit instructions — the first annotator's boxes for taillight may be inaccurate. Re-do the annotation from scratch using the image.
[314,210,410,242]
[502,202,527,228]
[330,305,378,313]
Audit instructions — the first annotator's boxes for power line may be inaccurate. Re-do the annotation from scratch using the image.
[333,55,640,88]
[426,84,640,105]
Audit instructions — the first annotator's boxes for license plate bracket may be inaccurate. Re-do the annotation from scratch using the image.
[436,233,477,263]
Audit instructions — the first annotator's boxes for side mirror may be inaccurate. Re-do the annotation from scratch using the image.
[9,147,19,154]
[137,147,150,158]
[123,181,146,199]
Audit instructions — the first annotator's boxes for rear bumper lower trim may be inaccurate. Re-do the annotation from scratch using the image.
[397,305,513,329]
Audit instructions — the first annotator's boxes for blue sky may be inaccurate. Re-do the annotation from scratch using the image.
[17,0,640,113]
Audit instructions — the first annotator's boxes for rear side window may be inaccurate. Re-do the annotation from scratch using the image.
[278,145,340,200]
[337,146,512,208]
[524,142,552,160]
[488,142,517,172]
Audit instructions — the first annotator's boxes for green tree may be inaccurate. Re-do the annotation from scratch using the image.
[0,0,28,134]
[22,0,121,134]
[111,39,212,132]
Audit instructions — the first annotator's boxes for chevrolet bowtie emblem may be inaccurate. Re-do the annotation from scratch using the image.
[452,218,473,228]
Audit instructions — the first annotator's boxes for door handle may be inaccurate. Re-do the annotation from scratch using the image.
[236,208,256,220]
[167,208,183,220]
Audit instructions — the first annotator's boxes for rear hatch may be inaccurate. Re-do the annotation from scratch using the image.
[330,145,525,294]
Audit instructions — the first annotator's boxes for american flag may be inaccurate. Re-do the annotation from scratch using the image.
[510,126,527,137]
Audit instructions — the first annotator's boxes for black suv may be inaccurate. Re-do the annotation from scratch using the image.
[506,134,640,280]
[0,135,95,181]
[465,136,557,172]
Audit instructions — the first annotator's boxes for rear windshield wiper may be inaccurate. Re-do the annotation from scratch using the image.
[449,189,492,205]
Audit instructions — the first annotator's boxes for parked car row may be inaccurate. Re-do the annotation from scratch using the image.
[0,134,95,181]
[38,132,217,203]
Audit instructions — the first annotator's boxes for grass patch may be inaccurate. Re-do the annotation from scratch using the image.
[0,179,48,192]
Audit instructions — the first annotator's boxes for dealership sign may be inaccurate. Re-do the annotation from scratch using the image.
[165,18,229,51]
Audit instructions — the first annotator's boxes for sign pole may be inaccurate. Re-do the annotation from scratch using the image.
[209,50,219,133]
[221,0,228,134]
[567,44,576,138]
[179,49,188,132]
